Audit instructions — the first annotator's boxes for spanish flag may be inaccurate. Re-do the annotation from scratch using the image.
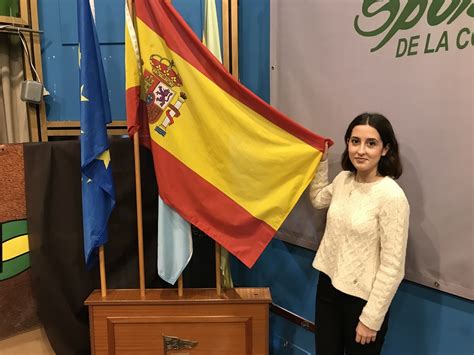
[125,0,332,268]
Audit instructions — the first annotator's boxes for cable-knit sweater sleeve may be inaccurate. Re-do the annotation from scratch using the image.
[309,160,332,209]
[359,190,410,331]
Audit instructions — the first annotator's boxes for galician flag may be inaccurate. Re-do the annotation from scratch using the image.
[157,196,192,285]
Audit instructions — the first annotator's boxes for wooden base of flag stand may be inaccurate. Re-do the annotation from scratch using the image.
[85,287,271,354]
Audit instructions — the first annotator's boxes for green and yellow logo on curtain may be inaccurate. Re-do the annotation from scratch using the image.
[354,0,473,57]
[0,219,30,281]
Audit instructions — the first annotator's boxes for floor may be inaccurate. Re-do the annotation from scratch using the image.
[0,327,55,355]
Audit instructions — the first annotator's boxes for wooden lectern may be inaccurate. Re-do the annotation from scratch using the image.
[85,287,271,354]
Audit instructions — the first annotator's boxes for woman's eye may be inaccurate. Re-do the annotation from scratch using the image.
[351,139,359,144]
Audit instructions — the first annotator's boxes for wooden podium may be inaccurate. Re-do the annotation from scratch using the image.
[85,287,271,354]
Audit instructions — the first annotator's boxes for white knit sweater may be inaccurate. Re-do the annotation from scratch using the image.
[310,160,410,331]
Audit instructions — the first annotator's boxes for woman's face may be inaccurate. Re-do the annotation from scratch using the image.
[347,124,388,176]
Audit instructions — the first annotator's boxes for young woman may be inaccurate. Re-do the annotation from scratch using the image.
[310,113,410,355]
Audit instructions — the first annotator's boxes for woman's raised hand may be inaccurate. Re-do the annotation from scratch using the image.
[322,140,330,161]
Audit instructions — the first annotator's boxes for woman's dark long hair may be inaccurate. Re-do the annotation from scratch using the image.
[341,113,403,179]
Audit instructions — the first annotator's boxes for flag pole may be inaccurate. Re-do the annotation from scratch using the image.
[212,0,232,297]
[127,0,146,297]
[99,246,107,297]
[230,0,239,79]
[178,275,183,297]
[211,0,237,296]
[215,244,222,295]
[222,0,230,71]
[133,133,146,297]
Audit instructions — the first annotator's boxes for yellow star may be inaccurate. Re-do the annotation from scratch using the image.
[78,44,81,68]
[80,85,89,102]
[97,150,111,169]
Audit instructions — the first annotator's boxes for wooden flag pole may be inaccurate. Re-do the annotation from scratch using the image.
[99,246,107,297]
[133,133,146,297]
[222,0,230,71]
[215,244,222,295]
[230,0,239,79]
[211,0,239,296]
[212,0,233,297]
[178,275,184,297]
[127,0,146,298]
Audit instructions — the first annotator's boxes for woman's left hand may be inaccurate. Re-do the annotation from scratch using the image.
[321,141,329,161]
[355,321,377,345]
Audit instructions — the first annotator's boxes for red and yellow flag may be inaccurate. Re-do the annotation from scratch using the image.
[125,0,332,268]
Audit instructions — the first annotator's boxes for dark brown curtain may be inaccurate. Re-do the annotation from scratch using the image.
[24,138,215,355]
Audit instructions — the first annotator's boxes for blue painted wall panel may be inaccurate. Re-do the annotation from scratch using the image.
[239,0,269,103]
[173,0,223,57]
[39,0,208,122]
[58,0,124,44]
[382,281,474,355]
[101,44,125,121]
[231,239,317,321]
[39,0,126,121]
[271,314,314,354]
[173,0,203,40]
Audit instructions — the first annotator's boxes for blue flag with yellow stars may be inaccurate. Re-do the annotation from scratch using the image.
[78,0,115,268]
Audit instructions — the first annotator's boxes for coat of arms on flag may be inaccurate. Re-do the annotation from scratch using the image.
[144,55,187,136]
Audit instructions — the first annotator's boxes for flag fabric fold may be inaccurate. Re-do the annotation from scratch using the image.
[125,0,332,268]
[78,0,115,267]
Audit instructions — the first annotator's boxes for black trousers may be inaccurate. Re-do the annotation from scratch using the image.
[315,272,389,355]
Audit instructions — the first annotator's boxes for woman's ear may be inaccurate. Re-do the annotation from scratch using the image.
[382,144,390,156]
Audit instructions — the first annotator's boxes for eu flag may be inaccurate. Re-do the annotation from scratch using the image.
[78,0,115,268]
